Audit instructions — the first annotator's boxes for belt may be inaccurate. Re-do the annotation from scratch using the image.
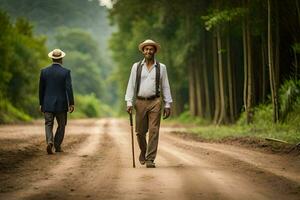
[136,95,159,101]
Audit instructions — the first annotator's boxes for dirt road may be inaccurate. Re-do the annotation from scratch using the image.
[0,118,299,200]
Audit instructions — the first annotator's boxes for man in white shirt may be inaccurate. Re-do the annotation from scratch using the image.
[125,39,173,168]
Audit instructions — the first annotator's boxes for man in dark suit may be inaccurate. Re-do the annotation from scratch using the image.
[39,49,75,154]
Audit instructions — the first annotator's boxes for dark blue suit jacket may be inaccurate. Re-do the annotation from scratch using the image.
[39,63,74,113]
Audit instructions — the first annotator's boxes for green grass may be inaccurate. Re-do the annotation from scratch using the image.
[169,102,300,144]
[169,79,300,145]
[187,123,300,144]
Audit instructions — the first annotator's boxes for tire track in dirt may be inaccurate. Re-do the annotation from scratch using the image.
[112,119,163,200]
[104,119,299,200]
[159,133,300,200]
[1,119,300,200]
[109,119,184,200]
[159,142,268,200]
[0,120,91,194]
[0,119,122,200]
[163,133,300,183]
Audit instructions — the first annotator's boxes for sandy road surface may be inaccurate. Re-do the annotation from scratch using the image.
[0,118,299,200]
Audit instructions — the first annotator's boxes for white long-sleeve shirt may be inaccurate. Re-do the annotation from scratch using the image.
[125,59,173,108]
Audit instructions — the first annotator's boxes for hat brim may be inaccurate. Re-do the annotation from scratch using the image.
[48,51,66,59]
[138,42,160,53]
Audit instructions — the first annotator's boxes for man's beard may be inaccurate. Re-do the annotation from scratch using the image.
[145,54,153,60]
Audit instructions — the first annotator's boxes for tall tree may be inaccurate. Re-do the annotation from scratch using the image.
[268,0,280,122]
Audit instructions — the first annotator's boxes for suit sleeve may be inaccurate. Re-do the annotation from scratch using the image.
[39,70,44,106]
[66,70,74,105]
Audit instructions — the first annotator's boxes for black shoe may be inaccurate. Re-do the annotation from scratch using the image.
[139,152,146,165]
[47,143,53,155]
[146,161,156,168]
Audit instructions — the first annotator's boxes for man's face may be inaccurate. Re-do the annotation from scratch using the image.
[143,45,156,60]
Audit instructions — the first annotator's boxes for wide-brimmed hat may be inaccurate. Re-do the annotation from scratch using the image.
[138,39,160,53]
[48,49,66,59]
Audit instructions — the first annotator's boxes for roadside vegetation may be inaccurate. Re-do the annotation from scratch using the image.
[0,0,114,123]
[169,79,300,145]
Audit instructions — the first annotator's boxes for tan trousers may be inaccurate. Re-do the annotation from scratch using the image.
[135,98,161,162]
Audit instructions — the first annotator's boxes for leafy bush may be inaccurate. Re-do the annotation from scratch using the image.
[252,104,273,126]
[196,79,300,143]
[175,109,209,125]
[0,10,48,123]
[0,100,31,124]
[279,79,300,122]
[234,79,300,143]
[70,94,113,119]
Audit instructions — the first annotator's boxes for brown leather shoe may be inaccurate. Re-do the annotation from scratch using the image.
[47,143,53,154]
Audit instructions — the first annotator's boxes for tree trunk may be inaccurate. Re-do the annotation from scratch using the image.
[188,61,197,116]
[268,0,279,123]
[203,31,212,120]
[226,32,235,123]
[195,58,204,117]
[217,26,228,125]
[274,0,280,121]
[295,0,300,79]
[246,14,254,124]
[242,8,249,123]
[296,0,300,31]
[185,14,197,116]
[242,0,254,124]
[294,49,298,80]
[213,31,221,124]
[261,34,267,103]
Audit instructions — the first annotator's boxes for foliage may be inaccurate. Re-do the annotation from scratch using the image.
[279,79,300,122]
[0,10,48,122]
[188,122,300,144]
[174,109,209,126]
[71,94,114,119]
[108,0,190,113]
[0,0,112,49]
[0,99,31,124]
[292,43,300,53]
[0,0,117,108]
[182,100,300,143]
[202,7,246,31]
[53,28,117,108]
[53,28,117,118]
[221,79,300,143]
[54,28,99,58]
[52,28,118,109]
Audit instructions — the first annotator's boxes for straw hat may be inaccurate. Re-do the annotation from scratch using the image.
[48,49,66,59]
[138,39,160,53]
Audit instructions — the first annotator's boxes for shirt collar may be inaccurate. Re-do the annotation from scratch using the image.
[141,58,158,67]
[52,62,62,66]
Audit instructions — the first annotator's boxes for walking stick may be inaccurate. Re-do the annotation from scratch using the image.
[129,112,136,168]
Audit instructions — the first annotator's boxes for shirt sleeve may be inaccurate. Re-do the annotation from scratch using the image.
[161,65,173,108]
[125,63,137,107]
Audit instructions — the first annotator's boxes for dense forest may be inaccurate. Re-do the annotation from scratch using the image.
[109,0,300,127]
[0,0,115,123]
[0,0,299,131]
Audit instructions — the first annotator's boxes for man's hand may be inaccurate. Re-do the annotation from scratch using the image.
[127,106,133,114]
[39,106,43,113]
[163,108,171,119]
[69,105,75,113]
